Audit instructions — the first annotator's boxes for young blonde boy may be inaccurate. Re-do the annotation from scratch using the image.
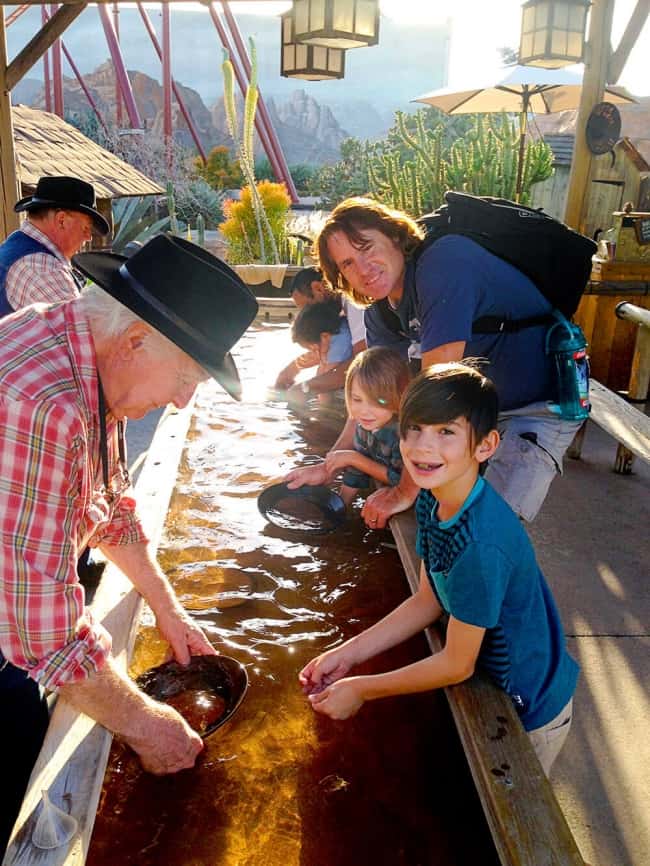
[300,362,579,775]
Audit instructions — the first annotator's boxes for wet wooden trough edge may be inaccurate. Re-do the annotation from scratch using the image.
[388,511,585,866]
[3,403,196,866]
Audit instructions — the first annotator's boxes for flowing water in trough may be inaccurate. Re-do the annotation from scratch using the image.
[87,324,499,866]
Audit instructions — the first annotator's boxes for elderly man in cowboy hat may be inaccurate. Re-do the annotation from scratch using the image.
[0,234,258,854]
[0,175,109,317]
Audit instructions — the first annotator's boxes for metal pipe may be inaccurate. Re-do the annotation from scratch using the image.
[60,40,108,132]
[220,0,298,203]
[205,2,283,184]
[162,2,172,166]
[616,301,650,330]
[50,4,64,116]
[97,3,142,129]
[136,3,207,162]
[5,5,30,27]
[41,6,108,132]
[41,4,52,113]
[113,2,122,128]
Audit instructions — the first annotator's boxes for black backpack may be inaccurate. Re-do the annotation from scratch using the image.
[415,192,596,328]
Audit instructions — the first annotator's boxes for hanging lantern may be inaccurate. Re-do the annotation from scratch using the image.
[281,12,346,80]
[291,0,380,51]
[519,0,590,68]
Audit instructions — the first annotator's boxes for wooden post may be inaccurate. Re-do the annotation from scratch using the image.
[0,14,20,240]
[5,4,87,93]
[608,0,650,83]
[563,0,616,232]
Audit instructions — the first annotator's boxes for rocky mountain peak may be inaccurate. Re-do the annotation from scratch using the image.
[21,64,349,166]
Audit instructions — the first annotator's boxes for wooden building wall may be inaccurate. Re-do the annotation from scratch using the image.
[530,139,649,238]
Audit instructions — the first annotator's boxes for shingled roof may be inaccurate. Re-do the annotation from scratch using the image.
[12,105,163,199]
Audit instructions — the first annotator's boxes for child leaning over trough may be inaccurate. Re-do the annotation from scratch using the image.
[326,347,411,508]
[290,297,353,401]
[299,362,579,775]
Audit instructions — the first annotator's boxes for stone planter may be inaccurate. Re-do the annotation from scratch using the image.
[232,264,303,298]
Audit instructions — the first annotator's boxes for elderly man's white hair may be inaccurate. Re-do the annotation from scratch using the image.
[79,281,179,359]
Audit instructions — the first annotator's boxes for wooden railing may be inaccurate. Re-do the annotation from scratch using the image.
[569,301,650,472]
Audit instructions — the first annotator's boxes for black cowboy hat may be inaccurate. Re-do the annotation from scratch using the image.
[72,234,259,400]
[14,175,110,236]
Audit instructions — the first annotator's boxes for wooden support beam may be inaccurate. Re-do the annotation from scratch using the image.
[563,0,615,232]
[0,14,19,238]
[608,0,650,84]
[5,3,85,91]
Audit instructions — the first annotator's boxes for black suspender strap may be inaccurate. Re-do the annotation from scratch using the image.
[97,375,129,499]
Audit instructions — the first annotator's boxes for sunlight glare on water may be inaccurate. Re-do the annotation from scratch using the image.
[87,324,498,866]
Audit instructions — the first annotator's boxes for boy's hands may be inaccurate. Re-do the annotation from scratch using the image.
[299,644,355,696]
[308,678,365,720]
[300,646,366,720]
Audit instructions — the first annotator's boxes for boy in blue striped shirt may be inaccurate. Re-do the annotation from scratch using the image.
[300,361,578,775]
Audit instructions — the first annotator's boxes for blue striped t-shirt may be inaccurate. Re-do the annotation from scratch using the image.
[415,476,578,730]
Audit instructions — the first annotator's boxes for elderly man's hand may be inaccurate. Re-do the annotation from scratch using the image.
[128,701,204,774]
[361,484,417,529]
[156,604,217,665]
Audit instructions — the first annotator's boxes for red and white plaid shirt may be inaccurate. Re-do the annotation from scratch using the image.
[0,301,147,689]
[5,220,80,309]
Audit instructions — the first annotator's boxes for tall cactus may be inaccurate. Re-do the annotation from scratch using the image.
[221,41,280,264]
[365,110,553,215]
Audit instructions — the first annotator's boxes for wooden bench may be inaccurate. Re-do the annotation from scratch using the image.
[388,509,585,866]
[567,379,650,472]
[569,302,650,473]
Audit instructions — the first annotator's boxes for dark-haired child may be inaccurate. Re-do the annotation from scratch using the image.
[300,362,579,775]
[289,298,353,401]
[326,347,410,506]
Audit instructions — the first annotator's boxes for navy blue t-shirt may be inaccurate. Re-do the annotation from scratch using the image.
[416,477,579,730]
[365,235,555,410]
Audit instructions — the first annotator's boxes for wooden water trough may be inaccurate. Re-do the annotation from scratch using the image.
[4,395,585,866]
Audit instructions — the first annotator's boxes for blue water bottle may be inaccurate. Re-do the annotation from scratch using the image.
[546,312,590,422]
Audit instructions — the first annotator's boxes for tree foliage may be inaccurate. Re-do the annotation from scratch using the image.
[66,109,225,231]
[194,145,243,190]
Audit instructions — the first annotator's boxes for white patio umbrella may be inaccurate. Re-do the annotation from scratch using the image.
[413,65,637,198]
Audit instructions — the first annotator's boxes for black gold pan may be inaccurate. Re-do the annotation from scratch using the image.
[257,482,346,533]
[137,654,248,739]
